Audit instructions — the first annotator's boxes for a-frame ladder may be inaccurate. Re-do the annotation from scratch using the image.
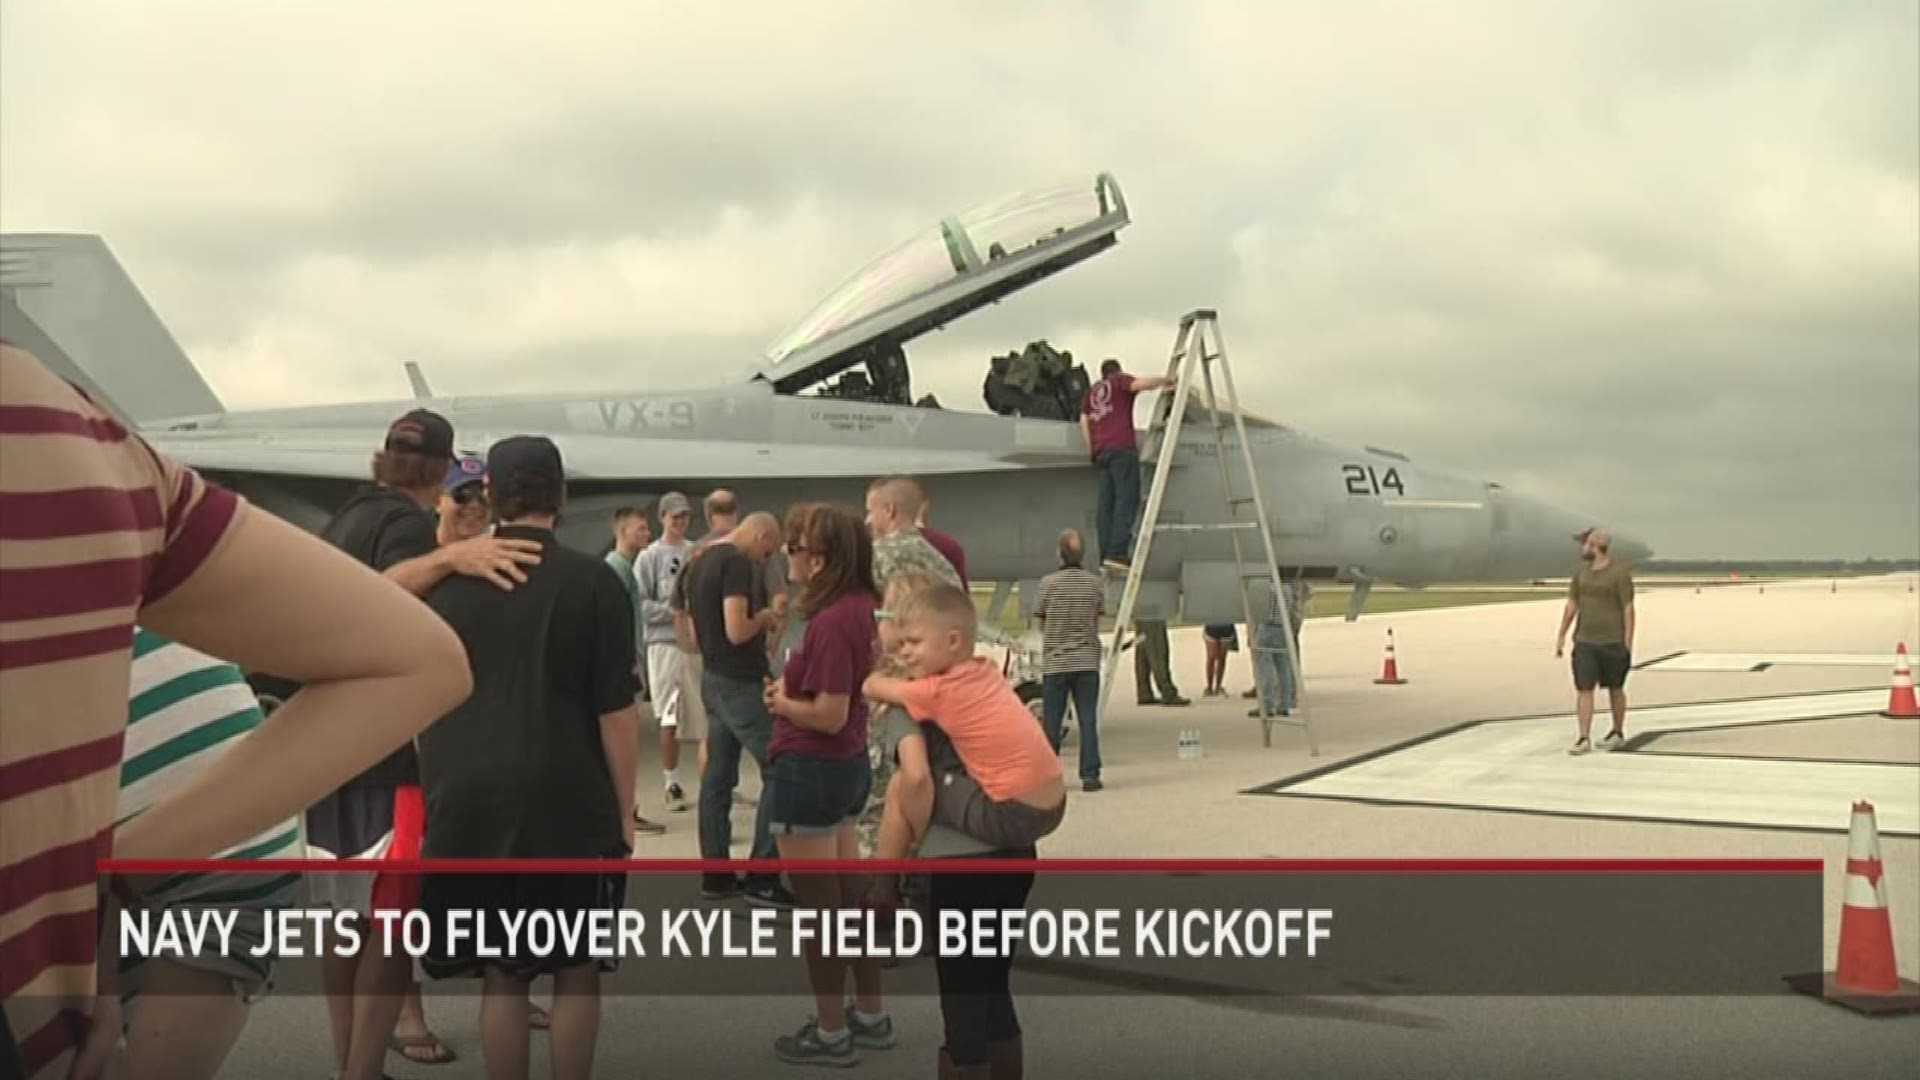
[1096,309,1317,754]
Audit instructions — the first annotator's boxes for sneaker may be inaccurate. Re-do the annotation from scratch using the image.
[844,1007,896,1049]
[1568,737,1591,756]
[633,811,666,835]
[1082,778,1103,792]
[665,783,688,813]
[1161,695,1191,707]
[774,1018,861,1067]
[1600,730,1626,751]
[701,873,742,901]
[744,880,798,910]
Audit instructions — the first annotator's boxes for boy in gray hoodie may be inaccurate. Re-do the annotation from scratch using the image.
[634,492,697,811]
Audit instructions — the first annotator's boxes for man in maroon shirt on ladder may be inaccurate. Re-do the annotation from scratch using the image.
[1080,358,1173,572]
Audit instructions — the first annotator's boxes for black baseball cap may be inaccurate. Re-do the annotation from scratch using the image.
[385,409,455,459]
[486,435,565,491]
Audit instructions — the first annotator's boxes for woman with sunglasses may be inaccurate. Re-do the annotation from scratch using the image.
[762,504,892,1067]
[436,454,491,546]
[771,502,827,678]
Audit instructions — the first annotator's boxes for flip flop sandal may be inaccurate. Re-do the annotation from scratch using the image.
[389,1033,457,1065]
[528,1004,551,1030]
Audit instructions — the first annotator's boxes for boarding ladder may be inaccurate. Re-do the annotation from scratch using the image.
[1095,309,1317,754]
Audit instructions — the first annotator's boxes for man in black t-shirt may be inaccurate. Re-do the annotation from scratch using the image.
[415,435,638,1080]
[277,408,546,1080]
[686,510,792,906]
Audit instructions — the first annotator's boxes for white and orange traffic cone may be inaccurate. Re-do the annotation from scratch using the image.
[1881,643,1919,719]
[1373,629,1408,685]
[1785,800,1920,1013]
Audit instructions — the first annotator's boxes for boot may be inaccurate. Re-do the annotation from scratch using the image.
[988,1036,1024,1080]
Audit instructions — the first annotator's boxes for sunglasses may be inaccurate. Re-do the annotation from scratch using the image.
[450,485,487,506]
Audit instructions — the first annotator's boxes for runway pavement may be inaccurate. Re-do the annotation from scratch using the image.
[213,571,1920,1078]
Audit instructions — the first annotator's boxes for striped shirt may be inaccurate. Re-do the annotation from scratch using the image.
[0,342,243,1078]
[1034,565,1107,674]
[122,629,303,901]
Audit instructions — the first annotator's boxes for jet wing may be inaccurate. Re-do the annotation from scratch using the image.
[147,429,1086,483]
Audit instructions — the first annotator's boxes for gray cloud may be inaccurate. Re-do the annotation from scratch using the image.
[2,0,1915,559]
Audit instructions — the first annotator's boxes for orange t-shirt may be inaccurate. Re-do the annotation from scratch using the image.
[898,657,1062,803]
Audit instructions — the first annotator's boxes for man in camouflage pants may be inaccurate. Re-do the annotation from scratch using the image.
[860,476,962,857]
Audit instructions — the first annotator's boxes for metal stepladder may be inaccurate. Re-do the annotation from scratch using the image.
[1096,309,1317,755]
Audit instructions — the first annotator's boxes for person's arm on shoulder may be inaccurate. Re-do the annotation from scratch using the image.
[128,484,470,861]
[592,565,643,849]
[387,525,545,595]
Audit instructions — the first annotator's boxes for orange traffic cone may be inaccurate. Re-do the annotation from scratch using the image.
[1373,629,1408,685]
[1881,644,1919,719]
[1785,800,1920,1014]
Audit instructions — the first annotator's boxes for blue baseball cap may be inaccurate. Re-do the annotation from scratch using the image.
[443,453,487,493]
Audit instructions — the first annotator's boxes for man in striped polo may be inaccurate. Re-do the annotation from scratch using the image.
[1033,528,1109,791]
[70,629,304,1080]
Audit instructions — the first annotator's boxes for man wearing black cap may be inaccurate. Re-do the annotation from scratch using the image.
[414,434,639,1079]
[279,408,548,1080]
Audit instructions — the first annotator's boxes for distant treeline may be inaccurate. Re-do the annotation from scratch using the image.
[1642,559,1920,572]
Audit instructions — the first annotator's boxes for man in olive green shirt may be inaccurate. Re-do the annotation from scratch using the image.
[1555,526,1636,754]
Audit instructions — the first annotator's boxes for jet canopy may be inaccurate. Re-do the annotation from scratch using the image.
[753,173,1130,397]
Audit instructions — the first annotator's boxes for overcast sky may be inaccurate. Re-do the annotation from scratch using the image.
[3,0,1915,559]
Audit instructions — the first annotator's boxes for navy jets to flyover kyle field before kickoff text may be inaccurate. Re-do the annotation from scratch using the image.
[0,172,1648,624]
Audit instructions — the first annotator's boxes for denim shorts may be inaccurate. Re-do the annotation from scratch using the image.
[767,751,872,837]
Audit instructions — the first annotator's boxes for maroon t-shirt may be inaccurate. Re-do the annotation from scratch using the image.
[1083,372,1140,455]
[919,525,968,588]
[771,590,880,760]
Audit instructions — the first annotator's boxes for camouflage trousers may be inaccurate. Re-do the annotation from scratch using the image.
[857,696,894,858]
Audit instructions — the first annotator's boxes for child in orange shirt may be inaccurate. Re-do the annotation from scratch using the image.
[863,582,1067,850]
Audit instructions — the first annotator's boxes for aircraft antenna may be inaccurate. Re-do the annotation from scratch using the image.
[1097,310,1316,753]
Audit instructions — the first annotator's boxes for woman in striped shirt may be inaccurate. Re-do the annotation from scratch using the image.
[2,339,471,1079]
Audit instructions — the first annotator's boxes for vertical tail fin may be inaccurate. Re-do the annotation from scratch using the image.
[0,233,225,426]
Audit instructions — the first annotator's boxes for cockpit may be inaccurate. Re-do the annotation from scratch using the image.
[750,173,1130,409]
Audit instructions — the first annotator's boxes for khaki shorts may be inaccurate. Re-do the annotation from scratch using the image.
[672,649,709,742]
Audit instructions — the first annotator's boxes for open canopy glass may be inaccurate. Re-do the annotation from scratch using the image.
[755,173,1128,391]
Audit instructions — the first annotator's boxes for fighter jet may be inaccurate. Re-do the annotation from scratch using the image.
[0,172,1648,624]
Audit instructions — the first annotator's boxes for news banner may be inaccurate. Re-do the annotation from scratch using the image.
[97,858,1823,997]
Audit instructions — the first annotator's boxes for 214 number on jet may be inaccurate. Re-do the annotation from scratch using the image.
[1343,464,1404,496]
